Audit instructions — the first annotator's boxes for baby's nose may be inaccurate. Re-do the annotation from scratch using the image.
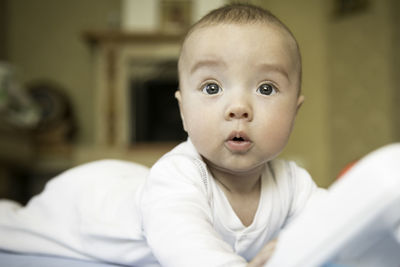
[225,103,253,121]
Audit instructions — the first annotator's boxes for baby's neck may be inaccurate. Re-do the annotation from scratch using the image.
[209,164,263,195]
[208,165,264,227]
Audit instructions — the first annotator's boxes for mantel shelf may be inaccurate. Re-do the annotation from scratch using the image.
[83,30,184,46]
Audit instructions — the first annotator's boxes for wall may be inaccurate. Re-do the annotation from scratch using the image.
[328,0,398,176]
[392,0,400,140]
[0,0,6,60]
[5,0,121,144]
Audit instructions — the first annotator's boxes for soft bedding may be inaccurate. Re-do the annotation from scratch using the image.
[0,250,121,267]
[0,159,152,266]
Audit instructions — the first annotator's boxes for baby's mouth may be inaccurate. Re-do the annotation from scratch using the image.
[225,132,252,152]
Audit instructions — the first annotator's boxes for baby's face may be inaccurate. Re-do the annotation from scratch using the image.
[176,23,303,174]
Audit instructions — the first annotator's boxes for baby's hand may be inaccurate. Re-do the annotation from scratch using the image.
[247,239,277,267]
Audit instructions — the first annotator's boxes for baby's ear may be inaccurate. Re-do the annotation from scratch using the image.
[296,95,305,114]
[175,90,187,132]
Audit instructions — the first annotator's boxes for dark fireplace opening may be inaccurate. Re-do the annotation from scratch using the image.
[130,60,187,143]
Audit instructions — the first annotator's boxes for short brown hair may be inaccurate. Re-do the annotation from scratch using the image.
[188,3,294,39]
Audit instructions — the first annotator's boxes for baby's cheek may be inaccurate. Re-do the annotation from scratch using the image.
[184,114,207,137]
[261,115,294,148]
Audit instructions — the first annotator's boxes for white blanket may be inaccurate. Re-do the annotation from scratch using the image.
[0,159,155,265]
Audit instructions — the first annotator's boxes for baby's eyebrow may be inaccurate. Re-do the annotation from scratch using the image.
[189,59,227,74]
[257,63,290,81]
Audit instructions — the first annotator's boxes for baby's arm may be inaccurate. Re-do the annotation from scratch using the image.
[139,155,249,267]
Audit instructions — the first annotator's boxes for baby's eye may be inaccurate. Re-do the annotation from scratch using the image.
[257,83,277,96]
[202,83,222,95]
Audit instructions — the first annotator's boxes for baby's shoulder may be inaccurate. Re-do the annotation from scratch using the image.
[147,141,209,189]
[267,158,313,187]
[268,158,304,176]
[152,141,204,172]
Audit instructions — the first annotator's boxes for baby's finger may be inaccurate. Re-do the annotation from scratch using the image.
[247,239,278,267]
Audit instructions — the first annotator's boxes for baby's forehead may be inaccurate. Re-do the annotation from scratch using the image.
[179,22,300,72]
[186,22,286,45]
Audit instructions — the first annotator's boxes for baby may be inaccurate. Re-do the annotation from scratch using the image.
[140,3,321,266]
[0,3,322,267]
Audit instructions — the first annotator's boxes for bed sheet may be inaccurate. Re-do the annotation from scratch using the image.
[0,250,122,267]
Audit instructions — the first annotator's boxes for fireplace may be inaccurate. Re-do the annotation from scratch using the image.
[129,59,186,143]
[84,31,184,148]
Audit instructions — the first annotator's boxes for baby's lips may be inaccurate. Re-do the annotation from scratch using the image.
[225,138,252,152]
[227,131,251,142]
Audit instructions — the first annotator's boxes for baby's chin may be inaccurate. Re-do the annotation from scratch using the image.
[204,157,268,177]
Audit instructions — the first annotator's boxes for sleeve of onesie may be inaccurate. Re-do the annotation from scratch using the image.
[139,155,247,267]
[285,162,327,225]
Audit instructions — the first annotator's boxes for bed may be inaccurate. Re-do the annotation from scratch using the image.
[0,250,121,267]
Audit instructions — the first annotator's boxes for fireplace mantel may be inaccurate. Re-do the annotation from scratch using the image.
[83,30,183,46]
[84,30,183,148]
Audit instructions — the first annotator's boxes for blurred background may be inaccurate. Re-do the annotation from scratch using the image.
[0,0,399,203]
